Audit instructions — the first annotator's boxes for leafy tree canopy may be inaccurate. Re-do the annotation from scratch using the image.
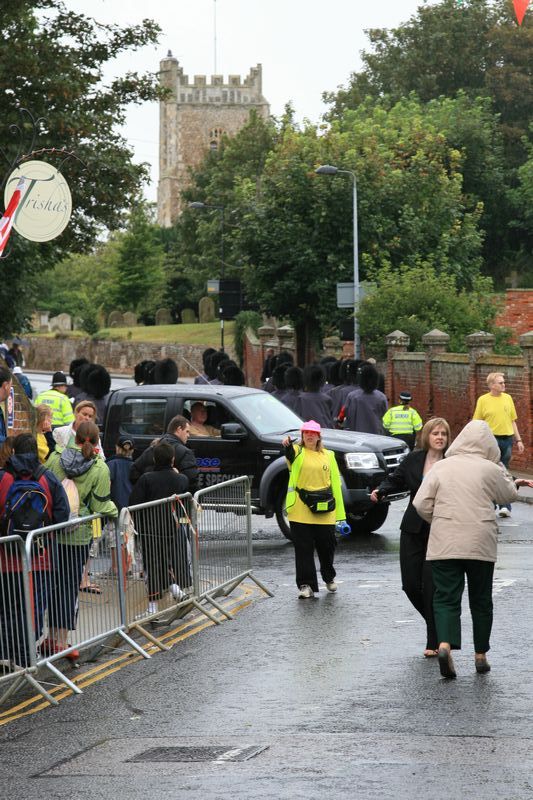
[358,262,507,359]
[324,0,532,159]
[0,0,162,336]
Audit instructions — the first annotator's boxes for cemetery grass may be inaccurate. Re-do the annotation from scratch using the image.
[35,322,235,345]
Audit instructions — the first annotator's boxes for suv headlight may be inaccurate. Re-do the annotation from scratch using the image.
[345,452,380,470]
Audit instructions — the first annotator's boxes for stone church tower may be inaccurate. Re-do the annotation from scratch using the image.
[157,53,270,226]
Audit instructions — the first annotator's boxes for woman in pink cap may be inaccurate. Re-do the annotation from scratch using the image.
[282,420,346,599]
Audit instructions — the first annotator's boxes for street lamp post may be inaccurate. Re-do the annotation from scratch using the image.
[315,164,360,359]
[189,201,226,351]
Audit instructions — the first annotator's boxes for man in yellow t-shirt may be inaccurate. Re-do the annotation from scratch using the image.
[473,372,524,517]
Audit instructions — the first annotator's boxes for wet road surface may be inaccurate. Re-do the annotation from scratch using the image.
[1,499,532,799]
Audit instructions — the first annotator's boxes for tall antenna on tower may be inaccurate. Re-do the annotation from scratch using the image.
[213,0,217,73]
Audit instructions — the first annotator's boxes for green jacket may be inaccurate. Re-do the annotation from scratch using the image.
[46,446,117,545]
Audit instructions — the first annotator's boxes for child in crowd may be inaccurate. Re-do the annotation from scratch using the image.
[35,405,55,464]
[129,441,190,614]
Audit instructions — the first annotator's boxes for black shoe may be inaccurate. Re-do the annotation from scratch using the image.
[438,646,457,679]
[475,655,491,674]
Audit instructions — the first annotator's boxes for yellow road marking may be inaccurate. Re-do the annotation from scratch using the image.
[0,583,258,726]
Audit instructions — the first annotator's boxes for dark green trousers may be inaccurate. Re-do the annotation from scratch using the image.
[431,559,495,653]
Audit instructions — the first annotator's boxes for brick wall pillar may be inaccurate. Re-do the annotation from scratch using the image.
[518,331,533,469]
[0,359,35,438]
[465,331,495,416]
[277,325,296,362]
[385,330,410,403]
[422,329,450,417]
[322,336,343,359]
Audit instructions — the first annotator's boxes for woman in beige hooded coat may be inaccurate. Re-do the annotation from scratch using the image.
[413,420,529,679]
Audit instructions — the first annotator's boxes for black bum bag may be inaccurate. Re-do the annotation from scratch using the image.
[297,488,335,514]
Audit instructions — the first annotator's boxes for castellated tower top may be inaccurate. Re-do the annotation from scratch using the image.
[159,54,267,107]
[157,56,270,226]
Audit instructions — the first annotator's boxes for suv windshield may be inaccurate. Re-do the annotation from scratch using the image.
[231,393,302,436]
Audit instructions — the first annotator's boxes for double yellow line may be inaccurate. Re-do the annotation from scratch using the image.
[0,583,258,727]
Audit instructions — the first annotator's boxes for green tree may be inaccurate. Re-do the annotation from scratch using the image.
[0,1,162,336]
[325,0,532,156]
[162,110,278,314]
[358,263,504,358]
[34,236,122,321]
[323,0,532,282]
[115,204,165,321]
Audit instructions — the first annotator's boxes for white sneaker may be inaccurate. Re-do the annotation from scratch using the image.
[298,585,314,599]
[498,508,511,518]
[170,583,186,601]
[325,581,338,592]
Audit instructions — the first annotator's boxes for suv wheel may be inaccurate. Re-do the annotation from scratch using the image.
[274,488,291,539]
[348,502,389,534]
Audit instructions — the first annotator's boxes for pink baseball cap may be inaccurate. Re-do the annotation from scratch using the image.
[301,420,321,435]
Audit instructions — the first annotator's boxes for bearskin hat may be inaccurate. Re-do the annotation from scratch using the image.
[152,358,179,385]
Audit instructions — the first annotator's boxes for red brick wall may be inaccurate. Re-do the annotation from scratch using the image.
[387,351,531,472]
[0,360,35,438]
[244,334,265,388]
[495,290,533,342]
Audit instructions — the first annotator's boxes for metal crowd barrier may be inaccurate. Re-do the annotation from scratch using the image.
[118,493,200,649]
[0,479,272,708]
[192,476,273,618]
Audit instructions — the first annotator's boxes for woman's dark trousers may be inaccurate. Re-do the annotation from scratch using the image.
[431,559,494,652]
[399,530,437,650]
[290,522,336,593]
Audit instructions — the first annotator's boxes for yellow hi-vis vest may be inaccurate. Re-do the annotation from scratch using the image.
[382,404,423,436]
[34,388,75,428]
[285,445,345,518]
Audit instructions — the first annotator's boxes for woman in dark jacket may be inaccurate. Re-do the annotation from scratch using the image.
[129,441,190,612]
[370,417,451,657]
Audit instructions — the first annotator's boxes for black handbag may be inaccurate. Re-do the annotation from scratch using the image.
[297,488,335,514]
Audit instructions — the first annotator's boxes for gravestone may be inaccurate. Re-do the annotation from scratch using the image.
[123,311,138,327]
[49,312,72,332]
[107,310,124,327]
[155,308,173,326]
[181,308,197,324]
[199,295,216,323]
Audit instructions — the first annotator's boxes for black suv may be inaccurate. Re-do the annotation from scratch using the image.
[103,385,408,537]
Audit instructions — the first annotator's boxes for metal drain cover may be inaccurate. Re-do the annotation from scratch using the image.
[128,745,268,763]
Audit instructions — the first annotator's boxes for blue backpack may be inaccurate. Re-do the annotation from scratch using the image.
[0,467,50,538]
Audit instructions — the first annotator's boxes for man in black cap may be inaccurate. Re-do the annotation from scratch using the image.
[34,371,75,428]
[382,390,423,450]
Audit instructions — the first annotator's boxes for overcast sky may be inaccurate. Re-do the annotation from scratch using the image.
[68,0,438,200]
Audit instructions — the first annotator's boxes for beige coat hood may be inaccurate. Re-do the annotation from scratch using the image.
[413,420,518,562]
[444,420,501,464]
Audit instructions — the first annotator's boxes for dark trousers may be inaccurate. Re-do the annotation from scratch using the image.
[0,570,46,668]
[289,521,336,593]
[47,542,91,631]
[495,435,513,511]
[139,526,191,601]
[391,432,416,451]
[431,559,494,652]
[399,530,437,650]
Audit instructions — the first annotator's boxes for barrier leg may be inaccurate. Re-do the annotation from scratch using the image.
[0,674,27,706]
[23,672,59,706]
[43,660,83,695]
[189,598,222,625]
[117,629,152,658]
[202,594,234,620]
[128,623,170,652]
[248,572,275,597]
